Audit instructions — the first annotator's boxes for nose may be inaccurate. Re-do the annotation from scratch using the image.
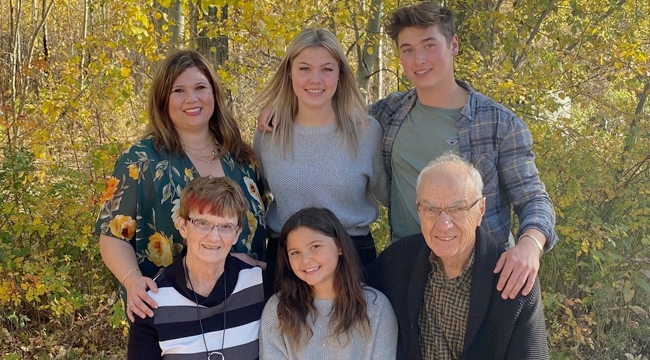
[309,70,323,83]
[301,251,313,264]
[415,49,427,64]
[434,211,454,230]
[185,90,198,102]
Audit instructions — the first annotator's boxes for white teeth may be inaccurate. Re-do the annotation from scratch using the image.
[306,89,324,93]
[415,69,430,75]
[184,107,201,114]
[304,266,320,273]
[438,236,455,241]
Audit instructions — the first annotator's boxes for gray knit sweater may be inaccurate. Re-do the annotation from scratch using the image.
[259,287,398,360]
[253,119,387,236]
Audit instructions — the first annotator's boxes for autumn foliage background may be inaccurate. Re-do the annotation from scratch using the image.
[1,0,649,358]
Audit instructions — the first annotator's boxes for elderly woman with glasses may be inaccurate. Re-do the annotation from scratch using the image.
[127,176,268,360]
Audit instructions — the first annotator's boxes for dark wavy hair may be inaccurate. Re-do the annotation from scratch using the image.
[385,2,456,45]
[146,50,254,164]
[275,207,370,348]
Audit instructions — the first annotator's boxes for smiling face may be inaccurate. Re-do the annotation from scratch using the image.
[397,25,458,94]
[286,226,342,299]
[290,46,340,114]
[167,67,215,134]
[178,211,241,266]
[417,163,485,270]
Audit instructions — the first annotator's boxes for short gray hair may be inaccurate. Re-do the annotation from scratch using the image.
[416,153,484,197]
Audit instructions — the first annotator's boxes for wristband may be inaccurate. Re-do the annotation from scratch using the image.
[519,233,543,258]
[121,268,141,284]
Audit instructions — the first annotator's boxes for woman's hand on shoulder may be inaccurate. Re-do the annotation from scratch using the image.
[231,252,267,270]
[124,273,159,322]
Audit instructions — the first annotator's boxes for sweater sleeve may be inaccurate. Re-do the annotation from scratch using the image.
[367,118,389,207]
[505,281,549,360]
[127,315,162,360]
[259,295,291,360]
[369,289,399,359]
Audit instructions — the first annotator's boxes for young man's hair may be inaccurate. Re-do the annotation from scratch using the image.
[254,27,367,157]
[385,2,456,45]
[178,176,248,227]
[146,50,254,164]
[275,207,371,348]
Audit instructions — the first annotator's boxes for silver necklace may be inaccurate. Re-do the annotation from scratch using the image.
[184,258,227,360]
[182,138,218,164]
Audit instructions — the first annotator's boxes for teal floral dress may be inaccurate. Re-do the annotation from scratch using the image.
[94,137,267,282]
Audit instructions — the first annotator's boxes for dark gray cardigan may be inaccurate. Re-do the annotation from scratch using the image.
[365,228,549,360]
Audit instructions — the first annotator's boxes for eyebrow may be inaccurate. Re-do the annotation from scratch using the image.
[399,37,439,49]
[287,239,322,251]
[419,199,467,207]
[172,80,209,88]
[296,61,336,67]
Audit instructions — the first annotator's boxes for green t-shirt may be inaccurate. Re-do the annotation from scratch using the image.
[390,100,462,241]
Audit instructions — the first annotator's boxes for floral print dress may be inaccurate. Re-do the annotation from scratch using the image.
[95,137,267,282]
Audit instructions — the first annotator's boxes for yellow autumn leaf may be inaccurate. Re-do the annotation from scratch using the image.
[367,46,374,55]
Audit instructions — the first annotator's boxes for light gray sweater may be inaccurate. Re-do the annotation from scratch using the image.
[259,287,398,360]
[253,120,387,236]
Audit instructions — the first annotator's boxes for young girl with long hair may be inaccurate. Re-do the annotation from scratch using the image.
[253,28,387,266]
[259,208,397,359]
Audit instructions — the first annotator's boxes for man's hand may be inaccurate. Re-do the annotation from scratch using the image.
[123,273,159,322]
[257,107,275,133]
[493,235,541,299]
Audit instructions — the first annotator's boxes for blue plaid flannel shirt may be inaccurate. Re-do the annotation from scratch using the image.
[368,80,558,251]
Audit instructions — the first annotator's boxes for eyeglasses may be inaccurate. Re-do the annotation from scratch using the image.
[416,197,484,221]
[188,218,239,237]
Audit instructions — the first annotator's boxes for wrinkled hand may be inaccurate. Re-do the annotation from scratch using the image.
[257,107,275,133]
[231,252,267,270]
[124,274,159,322]
[493,239,540,299]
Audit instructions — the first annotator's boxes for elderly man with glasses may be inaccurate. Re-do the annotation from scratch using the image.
[366,153,549,360]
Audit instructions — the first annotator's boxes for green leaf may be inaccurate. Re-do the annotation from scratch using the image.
[634,276,650,295]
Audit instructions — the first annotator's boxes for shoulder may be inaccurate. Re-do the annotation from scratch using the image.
[369,89,415,115]
[261,294,281,319]
[461,81,522,123]
[361,286,392,309]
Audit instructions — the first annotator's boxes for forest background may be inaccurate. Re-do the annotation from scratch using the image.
[1,0,649,358]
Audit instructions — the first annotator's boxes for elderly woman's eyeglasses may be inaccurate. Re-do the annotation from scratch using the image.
[417,197,484,220]
[188,218,239,237]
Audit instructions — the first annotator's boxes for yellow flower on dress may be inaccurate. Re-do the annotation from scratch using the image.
[245,211,257,251]
[243,177,263,209]
[128,164,139,180]
[100,177,120,204]
[155,168,163,180]
[184,168,194,181]
[108,215,136,240]
[147,232,173,267]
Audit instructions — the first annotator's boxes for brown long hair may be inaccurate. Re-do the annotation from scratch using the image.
[275,207,370,348]
[146,50,253,164]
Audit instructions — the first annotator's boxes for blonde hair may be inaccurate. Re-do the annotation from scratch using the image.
[255,28,367,156]
[146,50,254,164]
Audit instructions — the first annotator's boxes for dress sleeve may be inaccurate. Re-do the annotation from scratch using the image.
[94,145,153,246]
[259,295,292,360]
[127,315,162,360]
